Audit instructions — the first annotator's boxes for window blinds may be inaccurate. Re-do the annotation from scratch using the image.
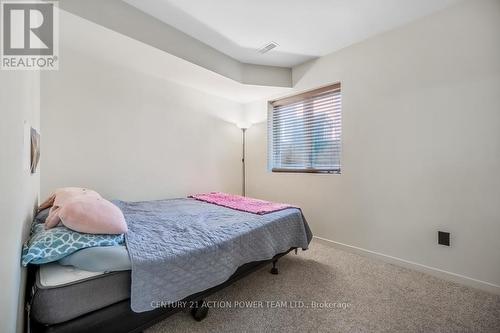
[269,83,342,173]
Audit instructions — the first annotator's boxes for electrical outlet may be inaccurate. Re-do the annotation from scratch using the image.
[438,231,450,246]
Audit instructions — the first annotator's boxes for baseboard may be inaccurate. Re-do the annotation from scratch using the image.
[313,236,500,295]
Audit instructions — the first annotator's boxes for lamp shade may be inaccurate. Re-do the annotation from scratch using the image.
[236,121,252,130]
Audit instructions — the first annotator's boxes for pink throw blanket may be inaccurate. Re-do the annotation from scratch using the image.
[189,192,296,215]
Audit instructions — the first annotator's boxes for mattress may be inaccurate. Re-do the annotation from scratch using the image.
[39,263,105,286]
[31,263,131,325]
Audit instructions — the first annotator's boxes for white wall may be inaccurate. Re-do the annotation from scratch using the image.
[0,71,40,333]
[41,42,244,201]
[245,0,500,292]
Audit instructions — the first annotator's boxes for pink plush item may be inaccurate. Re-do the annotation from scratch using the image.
[39,187,101,210]
[59,196,127,234]
[189,192,296,215]
[40,187,127,234]
[43,188,102,229]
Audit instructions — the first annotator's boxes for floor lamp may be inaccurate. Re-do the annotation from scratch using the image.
[237,122,252,196]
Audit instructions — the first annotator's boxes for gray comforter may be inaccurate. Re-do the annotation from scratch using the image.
[114,198,312,312]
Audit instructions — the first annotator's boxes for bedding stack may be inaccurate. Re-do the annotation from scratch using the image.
[22,187,133,325]
[22,187,129,270]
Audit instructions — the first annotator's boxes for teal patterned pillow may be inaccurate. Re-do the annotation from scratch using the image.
[22,223,125,266]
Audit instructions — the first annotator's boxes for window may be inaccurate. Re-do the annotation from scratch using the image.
[268,83,342,174]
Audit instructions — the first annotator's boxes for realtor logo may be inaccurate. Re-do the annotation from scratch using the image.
[1,0,58,70]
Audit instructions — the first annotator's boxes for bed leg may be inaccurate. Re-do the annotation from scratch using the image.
[191,300,209,321]
[270,260,279,275]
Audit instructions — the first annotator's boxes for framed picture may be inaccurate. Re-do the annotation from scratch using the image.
[30,127,40,174]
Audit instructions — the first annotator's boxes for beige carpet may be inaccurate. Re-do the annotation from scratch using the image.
[147,240,500,333]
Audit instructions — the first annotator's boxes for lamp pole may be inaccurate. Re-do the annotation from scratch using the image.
[236,122,251,196]
[241,128,246,196]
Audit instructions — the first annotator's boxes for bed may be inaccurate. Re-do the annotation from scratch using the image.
[26,197,312,333]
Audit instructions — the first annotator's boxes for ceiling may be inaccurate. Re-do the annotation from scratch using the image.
[60,9,292,104]
[124,0,461,68]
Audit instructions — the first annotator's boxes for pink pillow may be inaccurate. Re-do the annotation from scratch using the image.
[41,187,127,234]
[58,196,127,234]
[44,187,103,229]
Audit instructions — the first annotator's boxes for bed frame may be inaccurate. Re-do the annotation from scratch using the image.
[27,248,294,333]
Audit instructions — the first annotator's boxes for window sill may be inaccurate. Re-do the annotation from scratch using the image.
[271,168,341,174]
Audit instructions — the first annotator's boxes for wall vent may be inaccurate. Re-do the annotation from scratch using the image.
[258,41,279,54]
